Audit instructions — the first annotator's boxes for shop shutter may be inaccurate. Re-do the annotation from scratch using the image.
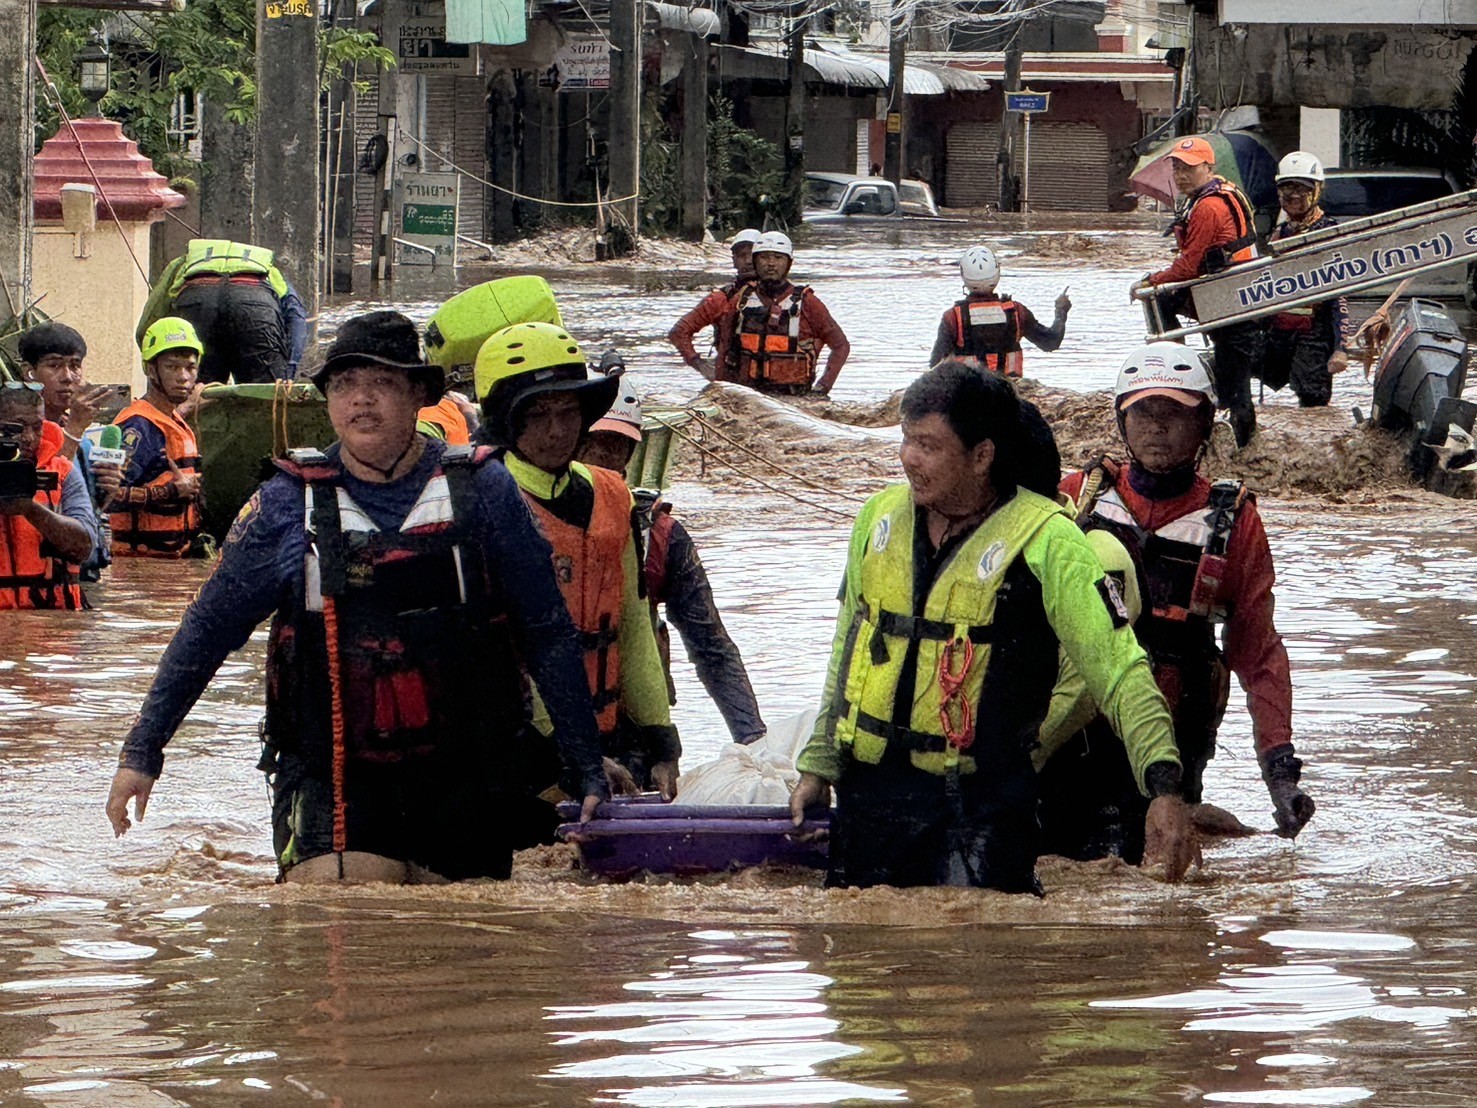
[353,76,380,239]
[945,121,999,208]
[423,76,488,245]
[1025,122,1110,211]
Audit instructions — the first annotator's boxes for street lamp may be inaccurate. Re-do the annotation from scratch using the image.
[77,37,111,115]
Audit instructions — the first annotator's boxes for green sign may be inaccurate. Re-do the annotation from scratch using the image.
[395,172,460,267]
[403,203,456,236]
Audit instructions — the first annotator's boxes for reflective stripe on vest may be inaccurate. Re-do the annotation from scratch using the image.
[523,464,631,734]
[835,485,1065,775]
[0,424,84,610]
[950,295,1024,377]
[110,400,203,558]
[732,283,817,387]
[175,240,290,299]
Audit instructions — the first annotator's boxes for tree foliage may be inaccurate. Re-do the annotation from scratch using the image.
[35,1,392,181]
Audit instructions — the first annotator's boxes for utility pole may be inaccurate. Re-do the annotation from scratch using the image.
[608,0,640,246]
[784,11,806,222]
[883,1,905,183]
[254,0,321,325]
[680,32,708,241]
[996,17,1024,213]
[0,0,37,320]
[200,97,254,241]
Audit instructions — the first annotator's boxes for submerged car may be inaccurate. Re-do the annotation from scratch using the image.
[803,172,944,222]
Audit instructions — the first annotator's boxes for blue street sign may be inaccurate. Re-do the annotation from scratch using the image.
[1006,91,1050,113]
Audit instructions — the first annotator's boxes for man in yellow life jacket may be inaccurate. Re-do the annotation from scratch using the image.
[0,383,97,610]
[475,322,682,800]
[137,239,307,384]
[928,245,1071,376]
[112,319,206,558]
[789,361,1198,892]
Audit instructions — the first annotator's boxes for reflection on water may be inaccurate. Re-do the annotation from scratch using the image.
[2,233,1477,1101]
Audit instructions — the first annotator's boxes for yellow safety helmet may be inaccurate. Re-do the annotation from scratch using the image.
[474,322,618,447]
[140,317,204,362]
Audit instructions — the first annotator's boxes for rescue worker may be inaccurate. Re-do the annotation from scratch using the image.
[728,232,850,396]
[18,322,121,577]
[576,382,767,745]
[928,245,1071,375]
[137,239,308,385]
[111,319,207,559]
[667,228,761,380]
[476,322,682,798]
[1131,136,1262,448]
[0,383,97,610]
[1260,152,1350,408]
[104,310,609,884]
[788,361,1198,892]
[1040,342,1315,861]
[417,380,479,445]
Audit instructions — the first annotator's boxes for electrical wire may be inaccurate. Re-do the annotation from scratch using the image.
[396,126,639,207]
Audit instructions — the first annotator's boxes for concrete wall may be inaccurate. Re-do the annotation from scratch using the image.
[1195,23,1475,110]
[1219,0,1477,23]
[32,221,152,390]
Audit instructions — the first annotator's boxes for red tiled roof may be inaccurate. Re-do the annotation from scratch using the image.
[33,118,187,222]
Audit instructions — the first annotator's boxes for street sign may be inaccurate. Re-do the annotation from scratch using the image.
[1005,90,1051,113]
[545,37,610,91]
[387,16,478,76]
[395,173,459,267]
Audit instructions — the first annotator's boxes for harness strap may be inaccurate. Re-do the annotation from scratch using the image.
[579,626,621,649]
[311,481,349,597]
[851,708,954,754]
[1204,479,1244,557]
[871,607,994,645]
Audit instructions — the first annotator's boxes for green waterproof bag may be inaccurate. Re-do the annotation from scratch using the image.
[195,382,337,541]
[423,276,563,375]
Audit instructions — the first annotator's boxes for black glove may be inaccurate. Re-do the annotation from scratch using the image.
[1261,747,1315,839]
[598,349,626,377]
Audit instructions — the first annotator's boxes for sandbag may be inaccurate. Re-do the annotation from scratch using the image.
[674,710,819,806]
[423,276,563,372]
[194,382,337,540]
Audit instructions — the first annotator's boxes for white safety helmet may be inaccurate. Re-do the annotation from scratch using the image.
[1114,342,1218,411]
[588,379,644,443]
[729,228,761,248]
[753,231,794,259]
[1276,151,1325,184]
[959,245,1001,293]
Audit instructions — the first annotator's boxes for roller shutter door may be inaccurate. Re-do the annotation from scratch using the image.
[1025,122,1109,211]
[353,77,380,240]
[945,121,998,208]
[423,76,488,243]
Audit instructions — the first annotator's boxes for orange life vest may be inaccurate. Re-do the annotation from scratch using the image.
[949,294,1024,377]
[731,282,818,387]
[523,465,631,734]
[419,396,471,445]
[1175,177,1258,273]
[0,421,85,611]
[110,399,203,558]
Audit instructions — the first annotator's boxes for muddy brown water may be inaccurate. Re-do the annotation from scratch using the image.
[5,224,1477,1104]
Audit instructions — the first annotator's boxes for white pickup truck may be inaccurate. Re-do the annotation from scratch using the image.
[803,172,946,223]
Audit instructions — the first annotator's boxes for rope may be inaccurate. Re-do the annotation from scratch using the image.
[271,379,293,457]
[322,594,350,854]
[689,410,869,505]
[396,127,639,209]
[33,59,151,285]
[662,418,858,520]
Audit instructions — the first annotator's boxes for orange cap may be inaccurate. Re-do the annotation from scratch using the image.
[1166,136,1215,166]
[1119,387,1205,410]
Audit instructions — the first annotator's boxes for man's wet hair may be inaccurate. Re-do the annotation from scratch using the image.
[18,323,86,365]
[1016,399,1062,499]
[902,360,1022,488]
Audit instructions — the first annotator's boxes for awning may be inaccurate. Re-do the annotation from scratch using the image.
[647,1,719,37]
[719,41,990,95]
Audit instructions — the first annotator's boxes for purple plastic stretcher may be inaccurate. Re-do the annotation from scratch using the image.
[555,795,830,879]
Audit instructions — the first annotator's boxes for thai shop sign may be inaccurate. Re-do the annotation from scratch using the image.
[387,14,478,75]
[546,37,609,90]
[395,173,460,267]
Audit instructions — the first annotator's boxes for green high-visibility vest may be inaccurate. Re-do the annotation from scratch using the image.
[171,240,289,299]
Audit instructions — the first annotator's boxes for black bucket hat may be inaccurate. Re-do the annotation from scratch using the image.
[311,311,445,401]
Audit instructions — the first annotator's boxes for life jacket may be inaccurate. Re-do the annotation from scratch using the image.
[1269,212,1337,333]
[522,464,631,735]
[1174,177,1258,274]
[172,239,290,299]
[833,484,1065,776]
[1077,465,1245,782]
[0,421,85,611]
[948,293,1024,377]
[417,396,472,445]
[635,488,678,704]
[110,399,204,558]
[731,282,818,388]
[262,446,527,851]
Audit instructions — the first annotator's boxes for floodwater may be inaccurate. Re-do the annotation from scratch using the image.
[4,221,1477,1104]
